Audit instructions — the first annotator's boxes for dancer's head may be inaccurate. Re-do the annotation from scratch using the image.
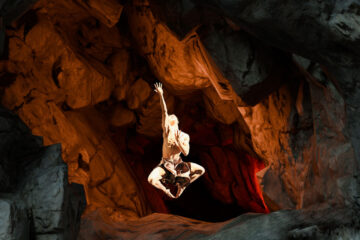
[167,114,179,145]
[168,114,178,128]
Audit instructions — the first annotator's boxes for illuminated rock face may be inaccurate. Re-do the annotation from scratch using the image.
[142,0,360,211]
[1,0,360,239]
[1,0,269,221]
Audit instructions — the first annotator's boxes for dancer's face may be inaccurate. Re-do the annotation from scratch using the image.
[168,115,178,127]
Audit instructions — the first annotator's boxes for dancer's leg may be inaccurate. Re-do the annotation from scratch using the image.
[189,162,205,183]
[148,166,175,198]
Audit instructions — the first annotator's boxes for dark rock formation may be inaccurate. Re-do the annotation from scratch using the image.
[0,105,86,240]
[148,0,360,67]
[0,0,39,55]
[198,24,295,106]
[79,207,360,240]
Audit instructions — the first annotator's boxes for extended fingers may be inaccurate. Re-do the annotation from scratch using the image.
[154,82,163,93]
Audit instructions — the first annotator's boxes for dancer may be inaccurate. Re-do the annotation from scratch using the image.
[148,82,205,198]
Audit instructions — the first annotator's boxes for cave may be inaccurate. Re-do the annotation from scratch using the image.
[0,0,360,239]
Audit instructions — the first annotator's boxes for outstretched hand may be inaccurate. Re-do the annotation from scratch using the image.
[154,82,163,95]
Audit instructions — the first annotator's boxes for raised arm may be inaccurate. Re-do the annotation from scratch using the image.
[154,82,168,130]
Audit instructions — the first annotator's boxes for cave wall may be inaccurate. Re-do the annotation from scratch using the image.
[0,0,360,239]
[1,0,151,219]
[143,0,360,211]
[0,106,85,239]
[0,0,276,220]
[1,0,360,239]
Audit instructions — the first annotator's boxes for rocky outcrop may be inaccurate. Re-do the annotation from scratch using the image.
[143,0,360,211]
[126,78,151,110]
[110,104,136,127]
[79,207,359,240]
[2,0,151,220]
[127,0,212,94]
[202,86,239,125]
[0,105,86,240]
[198,24,293,106]
[148,0,360,67]
[0,199,28,240]
[0,0,39,56]
[75,0,123,28]
[238,83,313,209]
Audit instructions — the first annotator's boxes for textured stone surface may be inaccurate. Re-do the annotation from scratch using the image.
[0,105,42,192]
[202,86,239,124]
[2,0,150,219]
[127,0,213,94]
[75,0,123,27]
[238,83,313,209]
[1,1,360,239]
[0,198,28,240]
[199,24,292,106]
[110,104,136,127]
[126,78,151,110]
[136,90,175,137]
[20,144,86,239]
[110,49,132,101]
[0,105,86,240]
[0,0,39,55]
[147,0,360,67]
[4,15,115,109]
[79,207,359,240]
[63,108,150,218]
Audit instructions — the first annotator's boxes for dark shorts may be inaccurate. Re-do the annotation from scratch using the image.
[159,162,191,188]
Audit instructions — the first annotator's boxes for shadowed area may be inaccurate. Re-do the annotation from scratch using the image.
[0,0,360,239]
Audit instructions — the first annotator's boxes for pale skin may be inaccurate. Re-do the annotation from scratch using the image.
[148,82,205,198]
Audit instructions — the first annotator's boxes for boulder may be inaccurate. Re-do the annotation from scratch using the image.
[199,24,292,106]
[0,198,28,240]
[202,86,239,124]
[238,83,314,209]
[75,0,123,27]
[110,104,136,127]
[109,49,132,101]
[5,16,115,109]
[127,0,212,94]
[0,105,86,240]
[0,105,43,192]
[19,144,86,239]
[126,78,151,110]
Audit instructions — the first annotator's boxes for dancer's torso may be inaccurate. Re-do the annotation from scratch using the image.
[162,133,181,159]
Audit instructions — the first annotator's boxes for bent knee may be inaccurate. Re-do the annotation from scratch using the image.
[148,167,165,184]
[148,174,154,184]
[191,163,205,174]
[199,165,205,174]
